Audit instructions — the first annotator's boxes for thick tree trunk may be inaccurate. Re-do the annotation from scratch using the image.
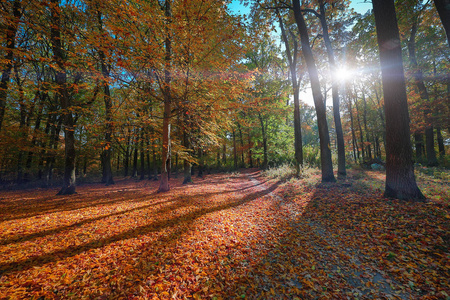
[433,0,450,47]
[292,0,335,182]
[158,0,172,193]
[50,0,76,195]
[372,0,425,200]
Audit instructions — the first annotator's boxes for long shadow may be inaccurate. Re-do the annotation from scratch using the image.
[0,191,155,222]
[0,198,175,246]
[0,178,267,222]
[0,181,280,277]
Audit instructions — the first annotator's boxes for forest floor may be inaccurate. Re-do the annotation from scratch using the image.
[0,168,449,299]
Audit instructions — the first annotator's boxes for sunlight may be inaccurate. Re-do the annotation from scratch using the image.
[335,67,354,82]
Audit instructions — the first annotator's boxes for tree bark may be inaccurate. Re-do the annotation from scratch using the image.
[433,0,450,47]
[50,0,76,195]
[97,9,115,186]
[407,20,438,167]
[158,0,172,192]
[0,0,21,132]
[372,0,425,200]
[317,0,346,178]
[258,113,268,169]
[277,10,303,175]
[292,0,335,182]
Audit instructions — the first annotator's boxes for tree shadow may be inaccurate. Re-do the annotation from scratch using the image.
[0,179,280,277]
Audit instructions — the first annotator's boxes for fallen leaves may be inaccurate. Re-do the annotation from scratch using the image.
[0,169,448,299]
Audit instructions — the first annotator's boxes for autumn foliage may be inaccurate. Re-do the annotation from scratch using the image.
[0,169,449,299]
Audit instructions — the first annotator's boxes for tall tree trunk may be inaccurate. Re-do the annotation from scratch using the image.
[0,0,21,132]
[50,0,76,195]
[248,130,253,168]
[140,128,145,180]
[197,148,204,177]
[277,10,303,175]
[317,0,346,178]
[414,132,424,162]
[348,97,359,162]
[362,92,372,160]
[354,95,366,161]
[258,113,268,169]
[292,0,335,182]
[237,122,245,168]
[132,143,138,178]
[436,127,445,156]
[372,0,425,200]
[124,132,130,177]
[233,128,238,169]
[158,0,172,192]
[407,20,438,167]
[183,128,192,184]
[433,0,450,47]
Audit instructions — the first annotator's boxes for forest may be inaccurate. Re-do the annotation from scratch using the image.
[0,0,449,299]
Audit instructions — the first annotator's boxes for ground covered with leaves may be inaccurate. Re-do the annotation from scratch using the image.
[0,169,449,299]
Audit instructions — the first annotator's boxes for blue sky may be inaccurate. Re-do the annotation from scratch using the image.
[229,0,372,16]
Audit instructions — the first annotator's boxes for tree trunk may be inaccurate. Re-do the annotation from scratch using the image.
[277,10,303,175]
[348,97,359,162]
[158,0,172,193]
[183,129,192,184]
[140,129,145,180]
[50,0,76,195]
[258,113,268,169]
[436,127,445,156]
[372,0,425,200]
[317,0,346,178]
[433,0,450,47]
[292,0,335,182]
[354,95,366,161]
[132,145,138,178]
[0,0,21,132]
[414,132,424,163]
[237,122,245,168]
[407,20,438,167]
[362,91,372,160]
[248,130,253,168]
[233,128,238,169]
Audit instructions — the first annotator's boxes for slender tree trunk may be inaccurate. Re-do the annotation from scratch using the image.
[233,128,238,169]
[183,128,192,184]
[198,148,204,177]
[317,0,346,178]
[248,130,253,168]
[292,0,335,182]
[277,10,303,175]
[258,113,268,169]
[0,0,21,132]
[372,0,425,200]
[140,129,145,180]
[50,0,76,195]
[407,20,438,167]
[158,0,172,192]
[132,144,138,178]
[436,127,445,156]
[362,92,372,160]
[237,122,245,168]
[222,142,227,166]
[354,96,366,161]
[348,97,358,162]
[124,133,130,177]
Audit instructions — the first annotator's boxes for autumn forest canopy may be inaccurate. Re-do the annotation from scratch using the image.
[0,0,448,199]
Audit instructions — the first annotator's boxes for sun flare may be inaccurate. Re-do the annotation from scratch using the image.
[335,67,354,81]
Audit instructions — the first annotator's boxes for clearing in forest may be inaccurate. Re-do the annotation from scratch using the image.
[0,169,449,299]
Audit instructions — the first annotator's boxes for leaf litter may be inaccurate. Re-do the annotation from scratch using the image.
[0,169,448,299]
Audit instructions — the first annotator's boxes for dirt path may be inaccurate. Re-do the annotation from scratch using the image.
[0,170,443,299]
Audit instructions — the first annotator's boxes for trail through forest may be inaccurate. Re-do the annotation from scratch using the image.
[0,170,448,299]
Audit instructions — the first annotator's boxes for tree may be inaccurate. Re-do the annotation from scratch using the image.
[433,0,450,47]
[292,0,335,182]
[372,0,425,200]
